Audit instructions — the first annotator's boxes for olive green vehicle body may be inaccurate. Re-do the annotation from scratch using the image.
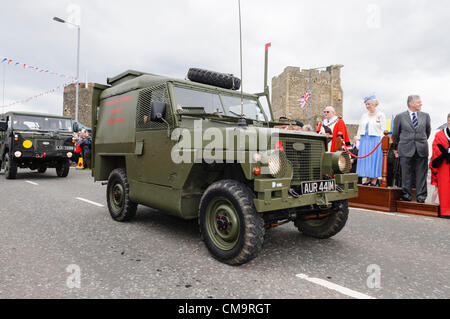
[91,71,358,220]
[0,112,74,172]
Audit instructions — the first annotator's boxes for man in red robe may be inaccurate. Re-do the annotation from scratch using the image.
[316,106,351,152]
[430,113,450,218]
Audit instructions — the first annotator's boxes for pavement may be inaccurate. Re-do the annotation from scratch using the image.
[0,168,449,299]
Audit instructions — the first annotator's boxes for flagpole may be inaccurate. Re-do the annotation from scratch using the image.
[308,69,312,126]
[2,63,5,115]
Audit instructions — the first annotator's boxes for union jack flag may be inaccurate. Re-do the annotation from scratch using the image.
[297,89,311,109]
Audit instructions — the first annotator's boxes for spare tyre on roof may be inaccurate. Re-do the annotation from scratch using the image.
[187,68,241,91]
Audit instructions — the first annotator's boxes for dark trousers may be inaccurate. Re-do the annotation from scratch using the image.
[83,152,91,169]
[400,154,428,200]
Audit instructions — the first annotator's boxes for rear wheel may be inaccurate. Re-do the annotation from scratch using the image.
[199,180,265,266]
[107,168,137,222]
[56,160,70,177]
[295,200,349,239]
[5,154,18,180]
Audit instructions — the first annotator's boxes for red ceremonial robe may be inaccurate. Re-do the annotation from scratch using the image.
[317,119,351,152]
[330,119,351,152]
[430,129,450,216]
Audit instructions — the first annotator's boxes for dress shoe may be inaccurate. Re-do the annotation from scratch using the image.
[416,198,426,204]
[400,197,412,202]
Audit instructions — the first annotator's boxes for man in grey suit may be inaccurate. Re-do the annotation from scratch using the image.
[393,95,431,203]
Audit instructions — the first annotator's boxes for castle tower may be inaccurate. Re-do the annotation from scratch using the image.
[271,65,344,126]
[63,83,94,128]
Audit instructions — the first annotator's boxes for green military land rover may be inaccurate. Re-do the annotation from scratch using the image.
[0,112,75,179]
[89,66,358,265]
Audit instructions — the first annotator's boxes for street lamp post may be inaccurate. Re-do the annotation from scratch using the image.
[53,17,80,123]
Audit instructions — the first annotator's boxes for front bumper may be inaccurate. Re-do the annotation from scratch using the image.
[253,174,359,213]
[15,151,72,159]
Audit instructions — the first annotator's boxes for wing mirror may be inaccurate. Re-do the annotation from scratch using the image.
[150,102,167,123]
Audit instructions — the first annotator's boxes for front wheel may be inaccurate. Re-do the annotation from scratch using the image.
[4,154,18,180]
[56,160,70,177]
[106,168,137,222]
[295,200,349,239]
[37,166,47,174]
[199,180,265,266]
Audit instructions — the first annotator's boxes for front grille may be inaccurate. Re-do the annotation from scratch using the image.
[280,137,324,183]
[36,140,56,152]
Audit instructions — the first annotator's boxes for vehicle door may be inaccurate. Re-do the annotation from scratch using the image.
[134,83,179,187]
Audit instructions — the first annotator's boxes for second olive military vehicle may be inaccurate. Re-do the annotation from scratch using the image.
[0,112,75,179]
[89,53,358,265]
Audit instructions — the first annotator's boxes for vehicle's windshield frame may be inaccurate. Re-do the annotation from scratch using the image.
[11,115,73,132]
[172,85,268,122]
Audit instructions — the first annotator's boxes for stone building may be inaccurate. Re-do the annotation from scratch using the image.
[63,82,94,128]
[271,65,344,127]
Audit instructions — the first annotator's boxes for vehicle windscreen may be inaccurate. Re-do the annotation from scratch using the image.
[221,95,265,121]
[12,115,72,132]
[174,87,265,121]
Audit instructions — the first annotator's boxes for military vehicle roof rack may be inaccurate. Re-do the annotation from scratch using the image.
[107,70,155,86]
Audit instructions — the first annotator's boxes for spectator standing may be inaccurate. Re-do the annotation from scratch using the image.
[392,95,431,203]
[430,113,450,218]
[80,130,92,169]
[356,96,386,186]
[349,136,360,173]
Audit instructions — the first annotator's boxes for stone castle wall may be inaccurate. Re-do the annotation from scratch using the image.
[271,65,344,127]
[63,83,94,128]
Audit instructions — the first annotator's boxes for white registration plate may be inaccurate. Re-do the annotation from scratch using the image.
[301,180,336,195]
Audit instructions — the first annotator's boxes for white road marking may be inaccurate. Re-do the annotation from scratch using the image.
[25,181,39,186]
[76,197,104,207]
[296,274,376,299]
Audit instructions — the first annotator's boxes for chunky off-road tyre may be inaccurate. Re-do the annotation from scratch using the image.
[4,154,18,180]
[107,168,137,222]
[188,68,241,91]
[295,200,349,239]
[37,166,47,174]
[199,180,265,266]
[56,160,70,178]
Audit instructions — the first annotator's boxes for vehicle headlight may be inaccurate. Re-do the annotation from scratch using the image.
[338,155,347,172]
[337,152,351,174]
[14,151,22,158]
[267,152,282,177]
[67,152,73,158]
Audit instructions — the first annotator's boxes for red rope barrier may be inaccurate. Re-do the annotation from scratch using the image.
[344,142,381,159]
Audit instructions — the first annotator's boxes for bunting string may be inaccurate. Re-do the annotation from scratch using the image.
[4,80,77,108]
[1,56,78,80]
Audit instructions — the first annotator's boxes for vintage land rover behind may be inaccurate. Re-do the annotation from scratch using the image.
[90,66,358,265]
[0,112,74,179]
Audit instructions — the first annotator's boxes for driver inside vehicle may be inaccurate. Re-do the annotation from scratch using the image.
[14,119,29,130]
